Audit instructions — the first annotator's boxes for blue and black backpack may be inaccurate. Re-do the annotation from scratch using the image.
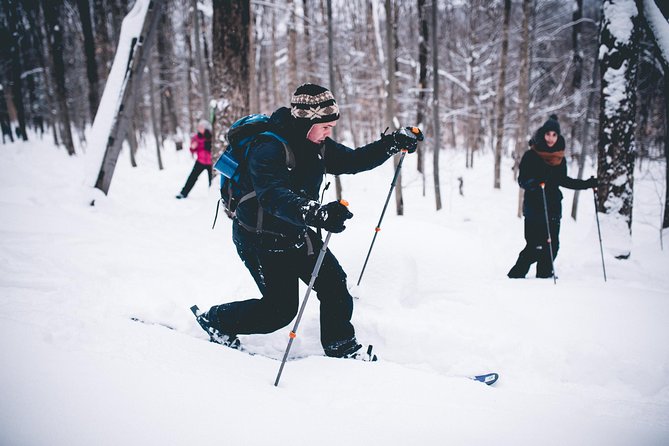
[212,114,295,230]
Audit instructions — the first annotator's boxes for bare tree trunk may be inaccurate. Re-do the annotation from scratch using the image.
[384,0,403,215]
[6,0,28,141]
[185,6,195,128]
[432,0,442,211]
[596,0,640,259]
[493,0,511,189]
[42,0,75,154]
[326,0,343,201]
[664,70,669,230]
[288,0,297,94]
[157,9,179,143]
[367,0,385,137]
[211,0,252,158]
[128,121,138,167]
[192,0,210,120]
[148,63,164,171]
[515,0,532,217]
[77,0,100,123]
[570,0,584,149]
[416,0,428,198]
[571,51,599,220]
[270,6,280,110]
[303,0,314,79]
[93,0,114,82]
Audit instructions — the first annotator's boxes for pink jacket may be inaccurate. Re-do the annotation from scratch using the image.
[190,132,212,165]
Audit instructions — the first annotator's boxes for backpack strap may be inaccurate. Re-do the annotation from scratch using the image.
[241,131,295,235]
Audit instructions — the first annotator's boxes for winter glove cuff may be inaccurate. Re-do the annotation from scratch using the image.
[384,127,423,156]
[303,200,354,233]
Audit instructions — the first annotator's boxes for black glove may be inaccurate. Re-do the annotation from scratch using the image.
[385,127,424,155]
[585,176,598,189]
[303,200,353,233]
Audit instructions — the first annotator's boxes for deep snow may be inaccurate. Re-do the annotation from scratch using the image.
[1,134,668,446]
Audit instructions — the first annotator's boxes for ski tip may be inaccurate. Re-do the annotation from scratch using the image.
[472,373,499,386]
[190,305,200,316]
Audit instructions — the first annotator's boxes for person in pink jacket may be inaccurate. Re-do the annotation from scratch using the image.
[176,120,213,199]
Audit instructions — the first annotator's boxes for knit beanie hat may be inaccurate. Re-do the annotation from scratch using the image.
[197,119,212,133]
[290,84,340,138]
[541,114,561,136]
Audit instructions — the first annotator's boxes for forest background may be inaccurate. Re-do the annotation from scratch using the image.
[1,0,668,255]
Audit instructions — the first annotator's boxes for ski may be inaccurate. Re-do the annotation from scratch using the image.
[470,372,499,386]
[133,306,499,386]
[130,316,176,331]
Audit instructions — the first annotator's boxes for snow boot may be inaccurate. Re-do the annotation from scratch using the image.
[536,258,555,279]
[507,263,528,279]
[190,305,240,349]
[342,344,378,362]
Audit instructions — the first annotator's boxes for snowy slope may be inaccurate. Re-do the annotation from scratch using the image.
[1,135,668,446]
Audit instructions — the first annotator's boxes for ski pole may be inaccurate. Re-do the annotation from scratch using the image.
[356,127,424,287]
[357,151,406,286]
[274,200,348,387]
[539,183,557,284]
[592,188,607,282]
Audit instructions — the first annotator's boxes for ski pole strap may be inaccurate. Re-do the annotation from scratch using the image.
[212,200,221,229]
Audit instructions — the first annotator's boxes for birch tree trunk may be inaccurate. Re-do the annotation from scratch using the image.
[596,0,641,259]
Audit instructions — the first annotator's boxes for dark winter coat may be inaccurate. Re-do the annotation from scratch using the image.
[234,107,393,247]
[518,135,591,219]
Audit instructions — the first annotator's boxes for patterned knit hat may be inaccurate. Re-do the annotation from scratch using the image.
[290,84,340,124]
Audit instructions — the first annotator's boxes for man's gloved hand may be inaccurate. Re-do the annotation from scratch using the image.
[303,200,354,233]
[585,176,598,189]
[386,127,424,155]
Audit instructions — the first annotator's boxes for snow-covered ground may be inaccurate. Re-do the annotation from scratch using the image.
[1,134,667,445]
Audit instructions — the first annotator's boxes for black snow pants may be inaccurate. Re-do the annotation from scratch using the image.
[180,161,212,197]
[207,221,358,357]
[509,216,561,278]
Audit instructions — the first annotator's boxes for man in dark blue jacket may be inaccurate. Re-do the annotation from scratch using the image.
[508,115,597,279]
[199,84,419,359]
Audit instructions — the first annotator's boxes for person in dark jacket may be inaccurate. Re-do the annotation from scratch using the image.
[176,120,213,199]
[197,83,420,359]
[508,115,597,279]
